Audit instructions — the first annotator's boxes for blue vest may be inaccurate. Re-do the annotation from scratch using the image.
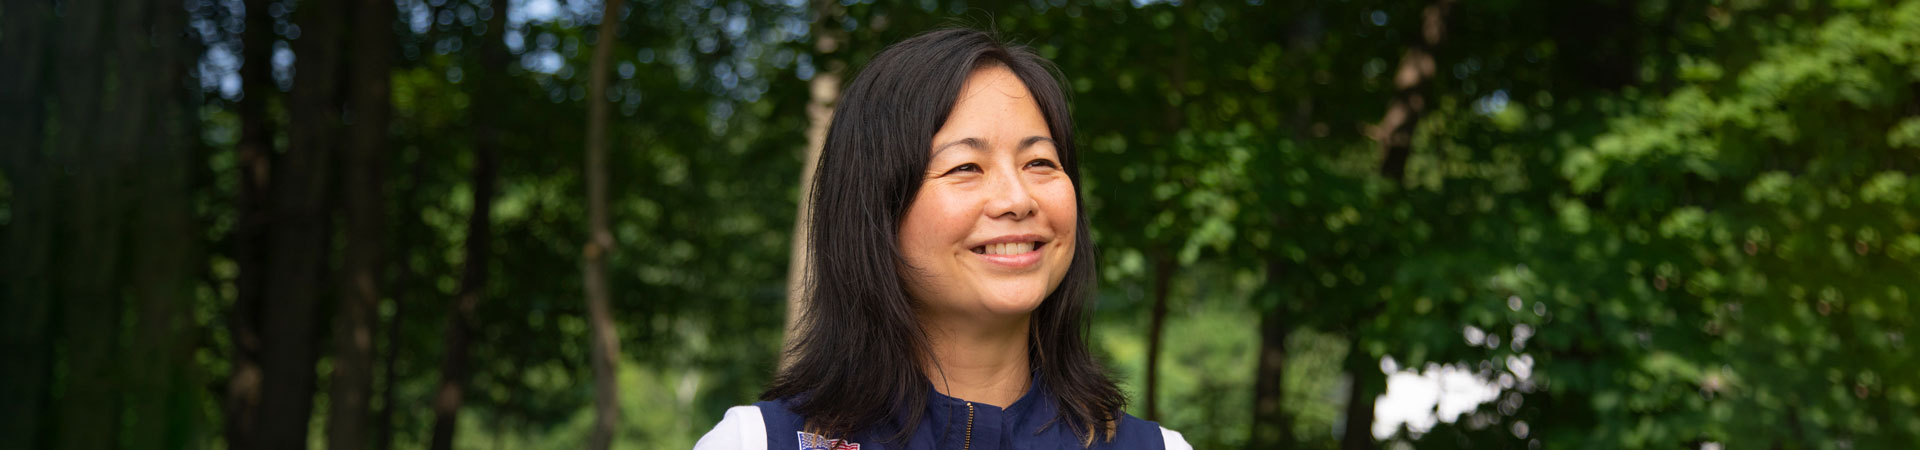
[754,376,1168,450]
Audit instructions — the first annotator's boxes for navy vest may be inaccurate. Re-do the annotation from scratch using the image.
[754,376,1168,450]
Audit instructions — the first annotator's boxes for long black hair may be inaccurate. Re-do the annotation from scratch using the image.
[761,28,1124,445]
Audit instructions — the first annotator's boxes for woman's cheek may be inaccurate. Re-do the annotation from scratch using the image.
[914,187,976,249]
[1040,182,1078,229]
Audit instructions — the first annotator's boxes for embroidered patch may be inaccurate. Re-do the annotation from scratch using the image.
[798,431,860,450]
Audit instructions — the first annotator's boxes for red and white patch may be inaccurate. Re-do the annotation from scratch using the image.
[798,431,859,450]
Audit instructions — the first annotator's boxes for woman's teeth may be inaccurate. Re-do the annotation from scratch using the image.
[975,242,1037,255]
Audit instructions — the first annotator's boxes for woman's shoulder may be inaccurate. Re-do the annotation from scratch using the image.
[693,405,768,450]
[695,400,818,450]
[1111,412,1193,450]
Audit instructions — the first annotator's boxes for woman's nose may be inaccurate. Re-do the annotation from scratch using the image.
[984,170,1039,220]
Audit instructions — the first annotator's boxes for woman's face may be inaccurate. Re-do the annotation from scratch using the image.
[899,64,1077,324]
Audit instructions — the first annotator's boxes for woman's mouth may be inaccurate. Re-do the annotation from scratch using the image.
[970,240,1046,269]
[972,241,1042,255]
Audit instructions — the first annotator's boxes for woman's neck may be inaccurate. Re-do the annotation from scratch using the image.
[921,314,1032,408]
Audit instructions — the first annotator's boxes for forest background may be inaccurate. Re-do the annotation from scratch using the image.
[3,0,1919,449]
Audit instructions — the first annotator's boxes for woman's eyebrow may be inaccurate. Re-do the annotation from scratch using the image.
[1018,136,1055,150]
[931,136,1054,157]
[931,137,986,157]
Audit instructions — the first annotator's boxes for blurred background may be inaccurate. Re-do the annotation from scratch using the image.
[3,0,1919,449]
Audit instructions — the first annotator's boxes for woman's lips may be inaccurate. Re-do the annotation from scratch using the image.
[974,242,1044,269]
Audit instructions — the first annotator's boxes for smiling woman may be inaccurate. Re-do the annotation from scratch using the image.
[902,64,1078,327]
[692,28,1190,450]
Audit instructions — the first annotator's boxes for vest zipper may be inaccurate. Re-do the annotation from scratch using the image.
[964,402,975,450]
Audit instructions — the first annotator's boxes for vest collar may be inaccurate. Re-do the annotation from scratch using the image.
[919,369,1057,448]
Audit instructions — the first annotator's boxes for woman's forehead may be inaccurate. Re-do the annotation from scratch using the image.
[956,65,1034,103]
[935,68,1049,145]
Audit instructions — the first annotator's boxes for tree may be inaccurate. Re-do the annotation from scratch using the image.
[782,0,850,365]
[1344,3,1457,449]
[1,0,204,448]
[581,0,629,448]
[254,0,348,447]
[54,1,129,448]
[327,0,398,448]
[13,0,1920,448]
[122,0,203,447]
[224,0,281,445]
[428,0,509,448]
[0,1,57,447]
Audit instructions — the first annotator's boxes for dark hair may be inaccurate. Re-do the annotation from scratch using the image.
[761,28,1123,444]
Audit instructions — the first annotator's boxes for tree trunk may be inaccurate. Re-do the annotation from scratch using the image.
[427,110,499,450]
[1143,254,1174,421]
[781,0,849,365]
[225,0,282,445]
[1144,1,1192,423]
[123,0,202,447]
[51,0,124,448]
[256,0,349,447]
[1144,0,1190,421]
[57,139,126,450]
[428,0,507,446]
[1339,335,1382,450]
[328,0,397,448]
[1347,2,1455,447]
[1373,0,1456,183]
[373,291,404,450]
[376,149,426,450]
[0,0,55,447]
[581,1,627,449]
[1249,260,1294,449]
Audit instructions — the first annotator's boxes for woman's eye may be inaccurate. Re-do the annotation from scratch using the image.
[1026,159,1060,169]
[946,163,981,175]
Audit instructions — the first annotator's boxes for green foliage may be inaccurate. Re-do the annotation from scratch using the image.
[17,0,1918,448]
[335,0,1920,447]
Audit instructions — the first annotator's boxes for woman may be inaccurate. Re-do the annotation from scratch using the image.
[696,28,1191,450]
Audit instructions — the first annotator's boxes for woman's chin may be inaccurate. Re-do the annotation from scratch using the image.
[976,287,1048,317]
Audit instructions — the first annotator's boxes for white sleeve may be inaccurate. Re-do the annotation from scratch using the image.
[693,406,767,450]
[1160,426,1192,450]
